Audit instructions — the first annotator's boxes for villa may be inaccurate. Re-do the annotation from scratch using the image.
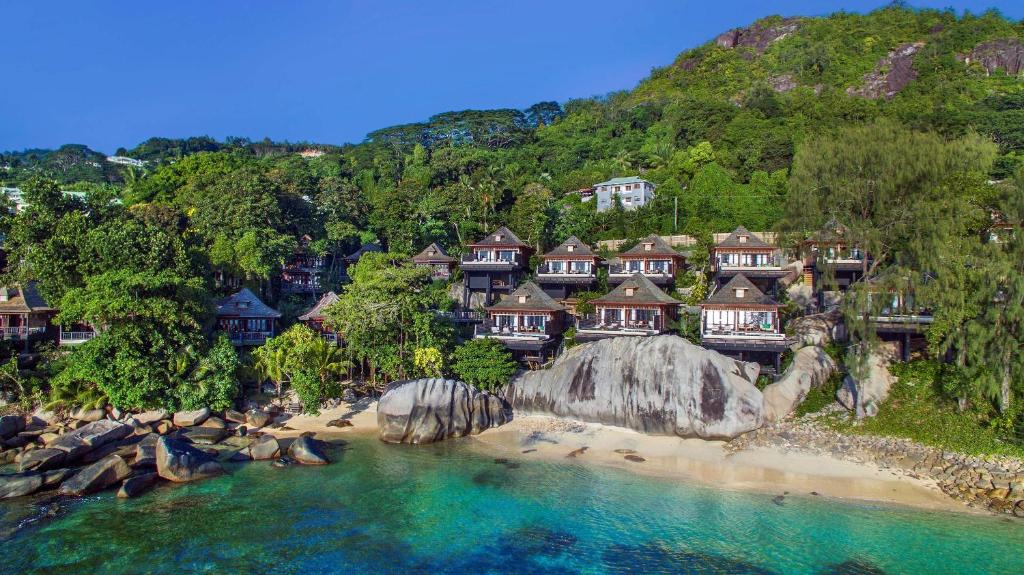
[711,226,787,295]
[215,288,281,346]
[298,291,342,345]
[699,274,792,373]
[343,242,383,266]
[535,235,601,300]
[0,283,55,350]
[608,234,685,288]
[575,273,680,343]
[593,176,655,212]
[868,285,934,362]
[460,226,533,307]
[281,237,327,295]
[474,282,566,366]
[804,220,868,307]
[412,242,457,281]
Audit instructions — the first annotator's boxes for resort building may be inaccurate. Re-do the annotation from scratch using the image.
[593,176,655,212]
[804,220,868,307]
[460,226,533,307]
[281,237,327,295]
[868,287,933,362]
[298,291,342,345]
[0,283,55,349]
[535,235,601,301]
[412,243,457,281]
[474,282,566,366]
[59,323,97,346]
[575,273,679,343]
[215,288,281,346]
[711,226,787,295]
[343,242,383,267]
[699,274,792,373]
[608,234,685,289]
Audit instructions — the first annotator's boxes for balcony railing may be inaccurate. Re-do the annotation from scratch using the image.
[1,326,46,339]
[474,319,551,341]
[59,330,96,344]
[461,254,520,266]
[576,316,661,334]
[701,325,784,339]
[535,264,595,277]
[716,256,783,270]
[226,331,274,345]
[870,312,934,325]
[435,310,485,323]
[607,264,673,276]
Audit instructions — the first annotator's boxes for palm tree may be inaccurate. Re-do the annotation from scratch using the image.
[308,337,351,385]
[255,347,289,397]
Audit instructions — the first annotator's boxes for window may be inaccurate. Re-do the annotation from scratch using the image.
[739,236,748,244]
[625,184,632,190]
[614,186,621,192]
[567,244,575,253]
[625,287,635,296]
[735,288,746,299]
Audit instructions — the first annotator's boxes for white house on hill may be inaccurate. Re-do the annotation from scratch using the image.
[594,176,655,212]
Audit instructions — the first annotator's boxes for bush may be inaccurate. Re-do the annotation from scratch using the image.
[451,339,518,392]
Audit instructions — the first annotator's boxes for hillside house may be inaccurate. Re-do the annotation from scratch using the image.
[535,235,601,300]
[594,177,655,212]
[475,282,566,366]
[216,288,281,346]
[576,273,679,343]
[608,234,685,289]
[0,283,55,349]
[412,243,457,281]
[700,274,792,373]
[281,237,328,295]
[461,226,533,307]
[711,226,787,295]
[298,291,341,345]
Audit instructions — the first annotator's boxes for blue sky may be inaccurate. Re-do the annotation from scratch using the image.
[1,0,1020,153]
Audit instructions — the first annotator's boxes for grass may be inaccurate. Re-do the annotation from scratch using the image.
[794,371,843,417]
[815,360,1024,459]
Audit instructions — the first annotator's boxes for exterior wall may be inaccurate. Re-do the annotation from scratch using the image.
[595,181,655,212]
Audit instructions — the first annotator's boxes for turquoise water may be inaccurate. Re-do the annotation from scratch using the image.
[1,434,1023,574]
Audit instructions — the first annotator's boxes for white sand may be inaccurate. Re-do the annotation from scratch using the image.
[269,403,970,513]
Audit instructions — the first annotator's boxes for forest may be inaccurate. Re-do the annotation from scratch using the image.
[1,5,1024,443]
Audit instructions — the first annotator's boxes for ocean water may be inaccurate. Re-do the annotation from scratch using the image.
[1,434,1022,575]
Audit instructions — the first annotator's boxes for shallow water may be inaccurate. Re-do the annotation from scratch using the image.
[1,434,1022,574]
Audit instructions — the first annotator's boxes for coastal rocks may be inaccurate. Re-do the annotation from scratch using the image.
[0,472,46,499]
[787,310,845,349]
[848,41,925,99]
[117,472,160,498]
[326,418,353,428]
[172,408,210,427]
[245,410,272,429]
[958,38,1024,76]
[18,448,67,472]
[58,454,132,496]
[248,435,281,460]
[287,436,330,465]
[71,407,106,423]
[130,409,169,426]
[179,426,225,445]
[505,335,763,440]
[762,347,836,422]
[377,378,511,444]
[48,420,133,461]
[224,409,247,424]
[154,437,224,483]
[837,343,898,418]
[0,415,25,439]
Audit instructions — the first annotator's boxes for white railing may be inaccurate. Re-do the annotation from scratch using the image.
[59,331,96,344]
[1,326,45,338]
[701,326,784,339]
[227,331,274,345]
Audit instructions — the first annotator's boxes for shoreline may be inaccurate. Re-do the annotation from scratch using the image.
[267,402,978,515]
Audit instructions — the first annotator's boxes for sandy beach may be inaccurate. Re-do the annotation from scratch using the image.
[267,401,970,514]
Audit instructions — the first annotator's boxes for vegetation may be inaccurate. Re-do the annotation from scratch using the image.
[451,339,518,392]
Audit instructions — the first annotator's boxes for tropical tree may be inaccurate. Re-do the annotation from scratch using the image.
[451,339,518,391]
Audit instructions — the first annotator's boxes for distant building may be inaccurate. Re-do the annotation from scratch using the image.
[2,187,122,213]
[608,234,685,289]
[0,282,56,350]
[412,243,457,281]
[299,149,325,158]
[593,176,655,212]
[575,273,680,343]
[215,288,281,346]
[700,274,792,373]
[711,226,786,295]
[460,226,533,307]
[299,291,342,345]
[535,235,601,300]
[105,156,146,168]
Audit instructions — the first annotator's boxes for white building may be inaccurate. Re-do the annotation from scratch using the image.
[105,156,146,168]
[593,176,655,212]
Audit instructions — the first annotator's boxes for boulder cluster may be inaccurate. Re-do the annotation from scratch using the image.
[0,404,334,501]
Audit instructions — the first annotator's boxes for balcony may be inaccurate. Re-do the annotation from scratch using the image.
[473,319,551,342]
[461,253,521,270]
[1,326,46,340]
[716,256,783,270]
[535,264,596,284]
[434,310,485,323]
[226,331,274,346]
[701,324,785,340]
[576,315,662,336]
[58,330,96,345]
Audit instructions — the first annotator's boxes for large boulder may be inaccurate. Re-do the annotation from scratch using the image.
[173,408,210,427]
[245,410,272,429]
[130,409,169,426]
[71,407,106,423]
[58,454,132,496]
[0,415,25,439]
[0,472,45,499]
[506,335,763,440]
[287,436,329,465]
[18,448,67,472]
[48,420,133,461]
[117,472,160,498]
[179,426,225,445]
[788,310,846,349]
[248,435,281,460]
[154,436,224,483]
[762,347,837,422]
[837,343,898,418]
[377,378,511,444]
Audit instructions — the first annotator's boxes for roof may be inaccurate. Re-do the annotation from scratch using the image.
[344,242,383,263]
[594,176,653,188]
[542,235,598,259]
[619,234,682,258]
[592,273,679,306]
[0,282,52,314]
[216,288,281,319]
[469,226,530,248]
[298,291,339,321]
[486,282,566,313]
[715,226,773,249]
[412,242,456,264]
[703,274,779,307]
[809,219,850,244]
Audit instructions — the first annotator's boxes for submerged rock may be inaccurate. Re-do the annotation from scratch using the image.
[762,346,836,422]
[377,378,511,444]
[287,436,330,465]
[154,437,224,483]
[117,472,160,498]
[505,335,763,440]
[58,455,132,496]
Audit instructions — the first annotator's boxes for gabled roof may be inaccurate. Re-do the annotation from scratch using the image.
[216,288,281,319]
[486,282,565,313]
[715,226,772,249]
[0,282,52,314]
[594,176,653,187]
[703,274,779,306]
[412,242,456,264]
[298,291,339,321]
[619,234,681,258]
[469,226,530,248]
[542,235,598,259]
[592,273,678,306]
[344,242,383,263]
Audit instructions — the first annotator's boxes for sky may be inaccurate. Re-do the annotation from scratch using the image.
[2,0,1021,153]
